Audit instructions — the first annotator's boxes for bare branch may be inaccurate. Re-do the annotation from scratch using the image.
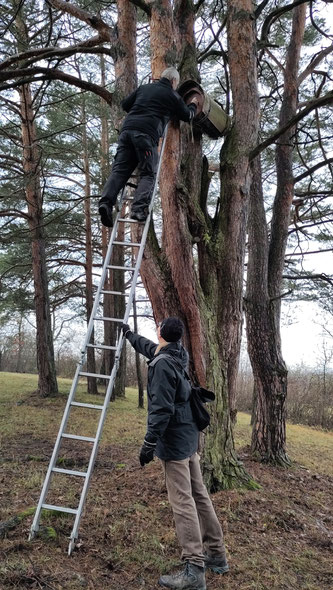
[260,0,309,44]
[250,91,333,159]
[0,43,115,72]
[298,44,333,86]
[283,273,333,285]
[46,0,116,43]
[294,156,333,184]
[0,67,113,105]
[255,0,270,19]
[285,248,333,257]
[0,208,30,221]
[129,0,151,16]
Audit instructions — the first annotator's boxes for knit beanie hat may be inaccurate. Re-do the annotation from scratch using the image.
[160,317,184,342]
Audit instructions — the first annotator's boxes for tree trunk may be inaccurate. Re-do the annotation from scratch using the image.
[246,4,306,464]
[18,83,58,397]
[82,97,98,395]
[138,0,259,490]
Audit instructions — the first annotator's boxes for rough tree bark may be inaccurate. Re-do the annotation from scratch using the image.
[137,0,260,490]
[18,81,58,397]
[245,4,307,464]
[16,4,58,397]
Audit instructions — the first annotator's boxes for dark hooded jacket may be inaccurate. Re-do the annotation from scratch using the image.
[120,78,196,144]
[125,331,199,461]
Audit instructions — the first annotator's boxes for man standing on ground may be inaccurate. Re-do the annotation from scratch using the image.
[99,67,198,227]
[121,317,229,590]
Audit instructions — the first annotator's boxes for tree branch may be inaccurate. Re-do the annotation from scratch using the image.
[0,67,113,105]
[129,0,151,16]
[294,156,333,184]
[46,0,116,43]
[285,248,333,257]
[250,91,333,159]
[255,0,270,19]
[0,208,30,221]
[283,273,333,285]
[0,43,115,71]
[260,0,309,44]
[298,44,333,86]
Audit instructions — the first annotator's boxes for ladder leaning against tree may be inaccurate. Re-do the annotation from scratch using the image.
[28,125,169,556]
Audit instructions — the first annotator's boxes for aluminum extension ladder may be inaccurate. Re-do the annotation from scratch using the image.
[29,126,168,555]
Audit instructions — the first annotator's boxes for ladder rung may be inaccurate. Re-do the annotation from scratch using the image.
[101,290,127,296]
[71,401,104,410]
[79,371,111,379]
[52,468,88,477]
[42,503,78,515]
[62,433,96,442]
[86,343,117,350]
[113,241,141,247]
[107,265,136,271]
[93,317,123,323]
[117,218,142,223]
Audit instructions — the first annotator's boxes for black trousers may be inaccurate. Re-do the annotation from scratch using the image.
[99,130,158,213]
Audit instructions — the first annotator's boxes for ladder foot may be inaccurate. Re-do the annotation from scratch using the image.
[68,537,77,556]
[28,527,37,541]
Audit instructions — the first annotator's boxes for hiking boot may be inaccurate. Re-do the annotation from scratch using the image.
[159,562,206,590]
[99,203,114,227]
[130,210,147,223]
[204,553,229,574]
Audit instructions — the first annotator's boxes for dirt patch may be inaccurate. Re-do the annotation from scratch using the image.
[0,437,332,590]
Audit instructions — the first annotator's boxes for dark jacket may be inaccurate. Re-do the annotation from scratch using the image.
[125,331,199,461]
[120,78,196,143]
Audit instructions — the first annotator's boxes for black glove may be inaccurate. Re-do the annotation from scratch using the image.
[139,438,156,467]
[120,323,131,337]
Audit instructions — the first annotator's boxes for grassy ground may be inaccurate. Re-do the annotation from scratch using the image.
[0,372,332,589]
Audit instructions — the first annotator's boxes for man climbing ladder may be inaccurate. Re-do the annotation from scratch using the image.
[98,66,198,227]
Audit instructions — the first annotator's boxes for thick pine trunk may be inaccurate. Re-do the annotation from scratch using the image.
[19,83,58,397]
[245,158,290,464]
[138,0,259,490]
[247,5,306,464]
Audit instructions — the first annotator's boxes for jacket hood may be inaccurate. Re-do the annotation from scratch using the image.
[156,341,189,369]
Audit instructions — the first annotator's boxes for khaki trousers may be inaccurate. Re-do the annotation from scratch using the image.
[161,452,226,568]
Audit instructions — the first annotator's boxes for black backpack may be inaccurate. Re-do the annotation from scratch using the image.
[149,353,215,431]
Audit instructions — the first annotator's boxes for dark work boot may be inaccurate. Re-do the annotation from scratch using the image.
[98,203,114,227]
[204,553,229,574]
[130,209,147,223]
[159,562,206,590]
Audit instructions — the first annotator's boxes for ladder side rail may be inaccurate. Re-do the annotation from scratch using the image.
[68,359,120,554]
[76,189,127,364]
[29,193,128,540]
[67,126,169,554]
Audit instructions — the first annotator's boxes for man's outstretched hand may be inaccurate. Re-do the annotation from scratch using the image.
[139,439,156,467]
[120,323,131,336]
